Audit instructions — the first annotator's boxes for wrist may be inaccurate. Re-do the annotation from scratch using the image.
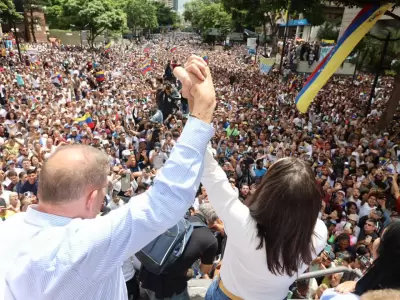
[190,110,213,123]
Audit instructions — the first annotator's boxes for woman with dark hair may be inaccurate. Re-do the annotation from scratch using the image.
[4,111,18,135]
[321,221,400,299]
[201,148,327,300]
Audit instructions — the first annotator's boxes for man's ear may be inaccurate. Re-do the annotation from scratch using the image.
[86,189,99,214]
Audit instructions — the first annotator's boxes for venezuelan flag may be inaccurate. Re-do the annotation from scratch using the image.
[96,70,105,82]
[202,54,209,64]
[295,3,393,113]
[141,61,152,75]
[75,112,94,129]
[105,41,113,49]
[170,47,177,53]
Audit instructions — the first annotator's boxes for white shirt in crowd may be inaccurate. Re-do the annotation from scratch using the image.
[358,203,375,219]
[107,199,125,211]
[149,150,168,170]
[201,147,327,300]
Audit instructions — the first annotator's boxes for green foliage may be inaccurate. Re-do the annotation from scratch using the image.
[317,22,340,41]
[356,28,400,74]
[61,0,126,46]
[184,0,232,37]
[221,0,325,30]
[125,0,157,31]
[44,0,65,29]
[0,0,23,22]
[153,1,177,26]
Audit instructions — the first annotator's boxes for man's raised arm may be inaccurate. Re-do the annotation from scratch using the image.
[73,55,217,279]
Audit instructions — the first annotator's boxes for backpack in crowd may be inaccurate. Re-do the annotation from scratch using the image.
[135,219,207,275]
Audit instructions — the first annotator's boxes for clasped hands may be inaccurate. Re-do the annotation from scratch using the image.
[173,55,216,123]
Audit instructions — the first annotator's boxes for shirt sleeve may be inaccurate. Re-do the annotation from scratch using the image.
[65,117,214,281]
[201,146,255,243]
[200,240,218,265]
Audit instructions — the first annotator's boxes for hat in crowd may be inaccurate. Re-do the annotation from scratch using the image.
[154,142,161,148]
[7,160,15,165]
[139,138,147,143]
[337,190,345,196]
[71,127,78,132]
[64,124,71,129]
[347,214,359,223]
[93,136,100,140]
[15,132,22,136]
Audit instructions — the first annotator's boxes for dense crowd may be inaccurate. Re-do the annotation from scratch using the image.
[0,32,399,300]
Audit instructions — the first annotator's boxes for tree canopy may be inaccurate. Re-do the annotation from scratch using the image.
[0,0,23,23]
[153,1,177,27]
[61,0,126,46]
[125,0,157,32]
[184,0,232,36]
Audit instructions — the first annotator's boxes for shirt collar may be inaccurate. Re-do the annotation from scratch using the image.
[24,205,73,228]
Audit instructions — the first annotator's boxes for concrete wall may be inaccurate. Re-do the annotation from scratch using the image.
[49,30,107,46]
[296,61,356,75]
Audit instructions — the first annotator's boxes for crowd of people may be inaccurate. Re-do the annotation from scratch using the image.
[0,32,400,300]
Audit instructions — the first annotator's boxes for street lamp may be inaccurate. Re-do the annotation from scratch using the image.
[11,26,22,62]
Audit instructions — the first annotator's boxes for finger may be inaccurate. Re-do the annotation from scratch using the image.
[173,66,191,86]
[188,55,207,67]
[186,62,206,81]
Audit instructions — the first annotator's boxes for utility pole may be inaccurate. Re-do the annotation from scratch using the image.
[13,22,22,62]
[366,32,390,115]
[279,3,291,74]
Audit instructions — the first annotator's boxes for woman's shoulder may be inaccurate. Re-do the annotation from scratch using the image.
[313,219,328,253]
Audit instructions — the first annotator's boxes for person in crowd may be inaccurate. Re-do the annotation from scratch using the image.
[0,55,217,299]
[321,221,400,299]
[139,203,219,300]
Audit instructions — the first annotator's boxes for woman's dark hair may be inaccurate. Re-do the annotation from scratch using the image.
[336,233,350,243]
[247,157,322,276]
[5,111,15,120]
[355,221,400,295]
[346,201,357,214]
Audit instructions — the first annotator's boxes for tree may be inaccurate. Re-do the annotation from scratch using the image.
[23,0,49,43]
[61,0,126,47]
[153,1,177,27]
[125,0,157,34]
[317,22,340,41]
[0,0,23,23]
[220,0,325,54]
[44,0,66,29]
[183,0,215,28]
[198,2,232,39]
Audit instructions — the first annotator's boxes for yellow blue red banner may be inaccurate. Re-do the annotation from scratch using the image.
[295,3,393,113]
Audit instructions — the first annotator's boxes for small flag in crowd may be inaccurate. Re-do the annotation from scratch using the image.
[75,112,94,129]
[95,70,105,82]
[295,2,393,113]
[143,45,151,53]
[170,47,177,53]
[259,56,274,74]
[202,54,209,65]
[140,61,152,75]
[105,41,113,49]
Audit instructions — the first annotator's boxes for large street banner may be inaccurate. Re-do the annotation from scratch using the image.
[259,56,274,74]
[319,46,334,62]
[247,38,257,54]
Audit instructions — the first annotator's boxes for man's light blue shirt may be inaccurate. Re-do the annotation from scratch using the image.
[0,117,214,300]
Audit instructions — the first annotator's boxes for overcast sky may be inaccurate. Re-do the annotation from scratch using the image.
[177,0,189,12]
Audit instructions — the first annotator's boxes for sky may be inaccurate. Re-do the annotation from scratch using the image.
[177,0,189,13]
